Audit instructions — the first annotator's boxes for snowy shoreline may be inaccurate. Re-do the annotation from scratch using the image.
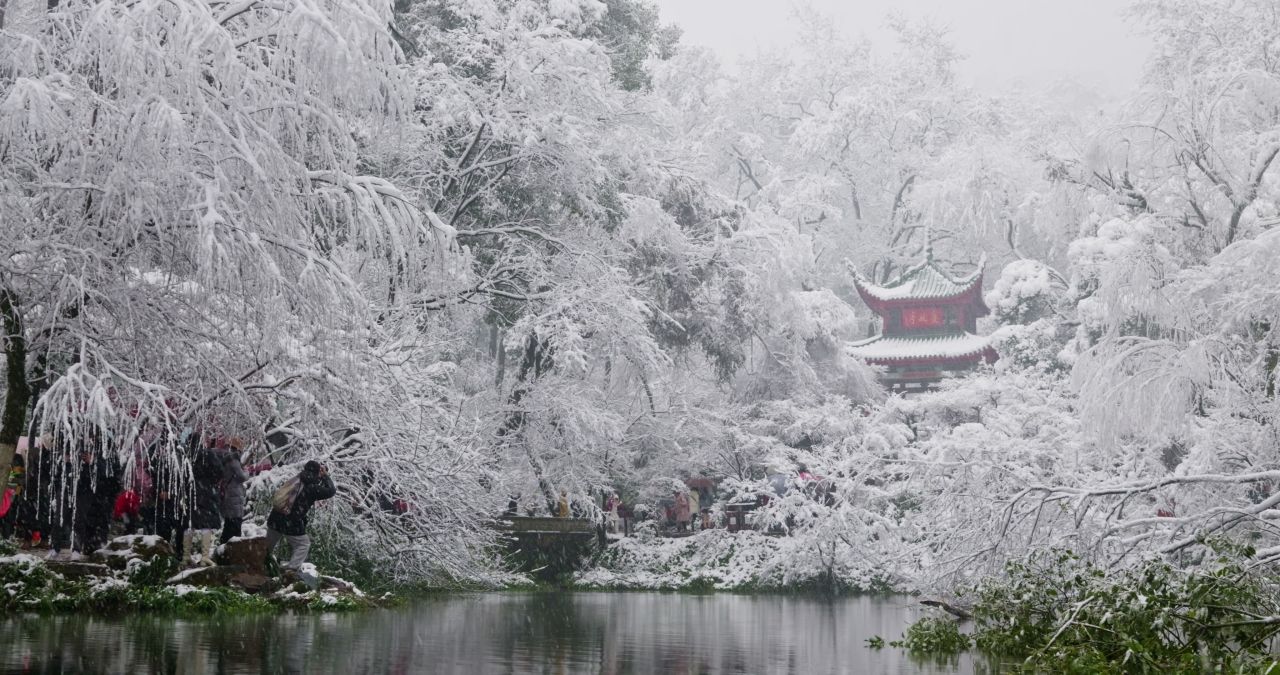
[0,544,380,616]
[574,529,894,594]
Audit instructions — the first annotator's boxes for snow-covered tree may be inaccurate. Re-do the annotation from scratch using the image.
[0,0,506,580]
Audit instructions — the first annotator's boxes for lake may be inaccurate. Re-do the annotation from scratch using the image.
[0,592,983,674]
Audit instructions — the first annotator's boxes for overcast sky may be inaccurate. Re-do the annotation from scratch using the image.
[649,0,1152,95]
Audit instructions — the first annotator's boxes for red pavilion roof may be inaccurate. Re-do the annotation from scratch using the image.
[847,333,997,365]
[846,255,990,316]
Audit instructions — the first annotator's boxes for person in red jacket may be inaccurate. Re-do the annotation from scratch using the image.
[112,489,142,534]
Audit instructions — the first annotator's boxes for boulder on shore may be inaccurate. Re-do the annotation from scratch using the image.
[91,535,174,571]
[165,565,245,587]
[44,561,112,580]
[215,536,271,575]
[281,567,321,591]
[320,575,360,595]
[229,572,278,594]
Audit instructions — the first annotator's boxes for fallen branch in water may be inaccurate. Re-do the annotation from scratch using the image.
[920,597,973,620]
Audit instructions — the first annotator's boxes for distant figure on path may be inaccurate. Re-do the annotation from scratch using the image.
[674,490,691,532]
[604,492,620,533]
[265,460,335,572]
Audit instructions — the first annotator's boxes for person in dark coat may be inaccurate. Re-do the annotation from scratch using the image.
[265,460,335,572]
[186,444,224,566]
[45,452,78,558]
[219,441,249,544]
[26,445,68,556]
[72,450,120,555]
[139,438,184,556]
[144,487,184,549]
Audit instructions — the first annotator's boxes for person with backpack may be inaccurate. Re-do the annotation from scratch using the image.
[265,460,335,572]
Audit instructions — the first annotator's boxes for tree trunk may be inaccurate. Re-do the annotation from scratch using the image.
[494,328,506,388]
[1266,345,1279,399]
[1225,205,1246,250]
[498,332,556,508]
[0,290,29,485]
[920,598,974,620]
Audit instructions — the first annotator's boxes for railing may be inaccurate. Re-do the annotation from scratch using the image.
[492,516,598,535]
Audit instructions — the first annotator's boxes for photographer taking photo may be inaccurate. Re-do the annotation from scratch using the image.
[265,460,336,573]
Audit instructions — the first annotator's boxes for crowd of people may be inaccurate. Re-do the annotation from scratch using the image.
[0,433,336,574]
[667,482,715,533]
[537,482,719,537]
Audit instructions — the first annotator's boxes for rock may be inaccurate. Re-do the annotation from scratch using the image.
[215,536,270,575]
[45,561,112,580]
[91,551,129,571]
[319,575,360,595]
[165,564,245,587]
[229,572,276,594]
[281,568,321,591]
[104,534,173,558]
[91,535,175,570]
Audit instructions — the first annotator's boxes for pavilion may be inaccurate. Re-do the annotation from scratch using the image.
[847,252,997,393]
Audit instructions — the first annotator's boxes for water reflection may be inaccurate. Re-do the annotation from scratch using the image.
[0,592,980,674]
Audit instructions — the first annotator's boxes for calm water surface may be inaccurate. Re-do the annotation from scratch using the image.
[0,592,982,674]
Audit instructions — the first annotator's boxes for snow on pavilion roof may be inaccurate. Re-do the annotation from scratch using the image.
[851,258,984,303]
[848,332,994,363]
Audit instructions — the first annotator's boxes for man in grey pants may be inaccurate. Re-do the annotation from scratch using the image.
[265,460,336,571]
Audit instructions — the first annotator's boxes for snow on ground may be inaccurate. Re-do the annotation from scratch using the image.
[170,584,203,597]
[237,522,268,540]
[0,554,45,571]
[89,577,129,593]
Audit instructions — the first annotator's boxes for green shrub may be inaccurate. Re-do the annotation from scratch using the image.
[970,548,1280,673]
[173,587,273,614]
[891,616,972,654]
[306,533,382,590]
[0,556,66,610]
[127,556,178,588]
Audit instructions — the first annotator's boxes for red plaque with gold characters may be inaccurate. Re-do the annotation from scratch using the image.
[901,307,943,329]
